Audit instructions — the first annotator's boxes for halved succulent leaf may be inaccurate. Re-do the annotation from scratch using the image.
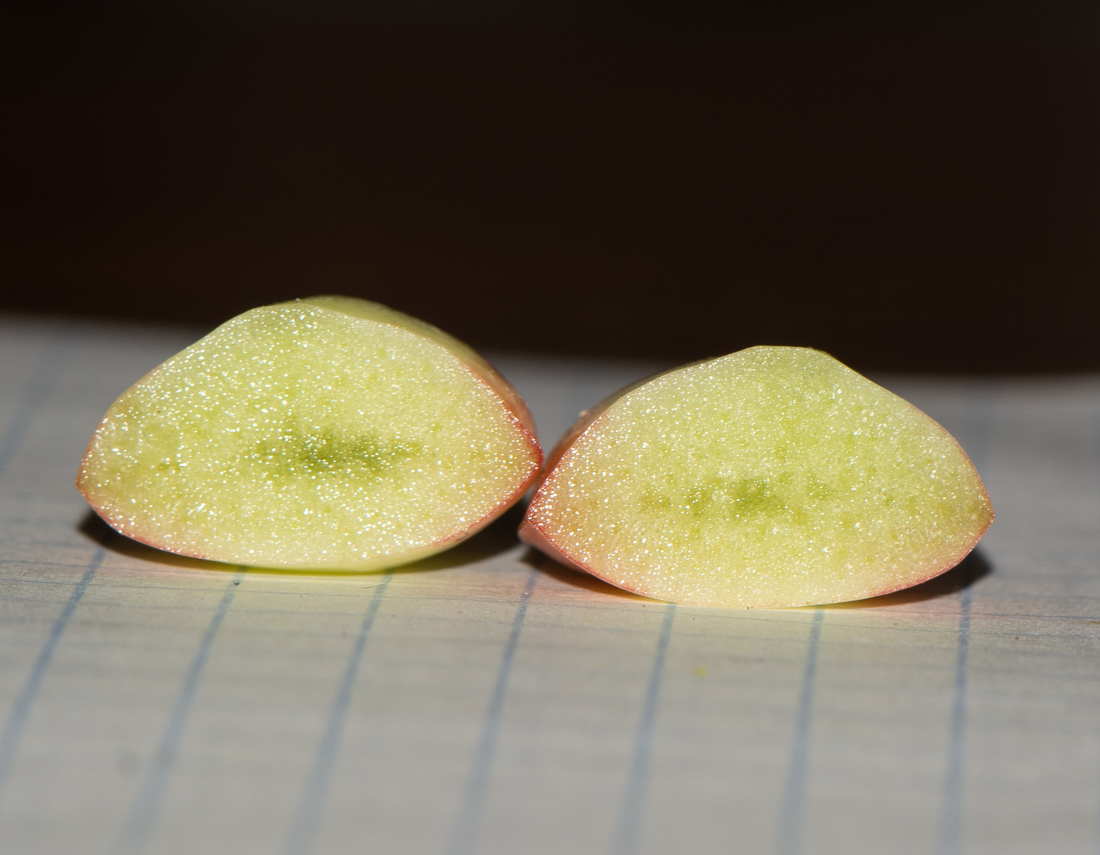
[521,346,992,608]
[79,296,542,570]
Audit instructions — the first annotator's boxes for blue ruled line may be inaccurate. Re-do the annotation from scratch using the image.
[936,386,993,855]
[114,570,244,855]
[937,580,973,855]
[0,548,103,803]
[609,602,677,855]
[447,567,538,855]
[281,576,392,855]
[774,608,824,855]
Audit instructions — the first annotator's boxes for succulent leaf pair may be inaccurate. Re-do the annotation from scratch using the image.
[78,297,992,607]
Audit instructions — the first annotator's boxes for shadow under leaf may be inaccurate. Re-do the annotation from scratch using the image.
[523,548,652,601]
[521,542,993,609]
[77,502,526,577]
[824,547,992,609]
[80,511,245,574]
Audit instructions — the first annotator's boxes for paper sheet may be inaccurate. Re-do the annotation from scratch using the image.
[1,315,1098,855]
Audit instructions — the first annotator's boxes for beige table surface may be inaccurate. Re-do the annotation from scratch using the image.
[1,315,1098,855]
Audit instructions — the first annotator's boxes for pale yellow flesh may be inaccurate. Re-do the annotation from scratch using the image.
[78,300,540,570]
[526,347,993,608]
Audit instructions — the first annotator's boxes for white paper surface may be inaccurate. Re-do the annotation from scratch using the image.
[1,315,1098,855]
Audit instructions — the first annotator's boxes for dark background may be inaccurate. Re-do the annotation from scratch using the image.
[3,1,1098,373]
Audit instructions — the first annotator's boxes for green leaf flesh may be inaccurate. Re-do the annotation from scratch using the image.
[525,347,993,608]
[78,301,541,570]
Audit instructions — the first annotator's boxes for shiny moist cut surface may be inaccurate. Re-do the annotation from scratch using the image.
[78,297,542,570]
[522,346,993,608]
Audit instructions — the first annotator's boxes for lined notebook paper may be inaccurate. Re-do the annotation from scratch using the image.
[1,315,1098,855]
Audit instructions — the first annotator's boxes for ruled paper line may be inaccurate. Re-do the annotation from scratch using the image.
[0,548,103,804]
[281,575,392,855]
[447,567,538,855]
[609,602,677,855]
[774,608,825,855]
[114,570,244,855]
